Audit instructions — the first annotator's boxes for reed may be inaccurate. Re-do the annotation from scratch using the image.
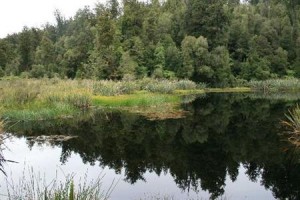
[1,103,77,121]
[45,92,92,109]
[5,168,116,200]
[249,78,300,93]
[93,80,139,96]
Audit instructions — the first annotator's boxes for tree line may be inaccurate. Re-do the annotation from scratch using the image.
[0,0,299,86]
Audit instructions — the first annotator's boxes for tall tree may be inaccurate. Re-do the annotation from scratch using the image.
[184,0,230,47]
[18,27,42,72]
[82,4,120,79]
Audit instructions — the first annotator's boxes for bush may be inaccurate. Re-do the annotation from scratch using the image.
[30,64,47,78]
[144,79,176,94]
[175,79,197,90]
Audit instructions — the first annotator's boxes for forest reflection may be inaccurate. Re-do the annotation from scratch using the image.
[6,93,300,199]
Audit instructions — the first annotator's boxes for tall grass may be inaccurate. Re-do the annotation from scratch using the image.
[5,168,116,200]
[246,92,300,101]
[92,80,139,96]
[0,78,201,101]
[1,103,77,121]
[139,79,201,94]
[0,79,41,105]
[92,79,202,95]
[249,78,300,93]
[0,78,203,121]
[45,92,92,109]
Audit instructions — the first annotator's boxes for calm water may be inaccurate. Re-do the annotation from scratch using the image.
[1,93,300,200]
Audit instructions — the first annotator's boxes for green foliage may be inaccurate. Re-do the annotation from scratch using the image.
[0,0,300,86]
[209,46,233,87]
[184,0,229,47]
[118,51,138,79]
[30,64,47,78]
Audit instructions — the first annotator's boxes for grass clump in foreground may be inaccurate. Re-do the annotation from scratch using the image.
[282,104,300,147]
[5,168,116,200]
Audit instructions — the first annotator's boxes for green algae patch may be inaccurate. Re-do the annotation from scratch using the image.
[92,93,180,107]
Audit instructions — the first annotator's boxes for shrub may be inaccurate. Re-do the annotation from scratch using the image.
[175,79,197,90]
[30,64,47,78]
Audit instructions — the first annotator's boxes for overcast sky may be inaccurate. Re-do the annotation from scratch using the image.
[0,0,104,38]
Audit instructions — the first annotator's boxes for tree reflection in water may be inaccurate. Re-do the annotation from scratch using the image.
[6,93,300,199]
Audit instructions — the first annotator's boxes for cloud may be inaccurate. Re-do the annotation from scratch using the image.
[0,0,100,38]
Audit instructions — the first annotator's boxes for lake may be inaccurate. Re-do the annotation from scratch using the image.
[1,93,300,200]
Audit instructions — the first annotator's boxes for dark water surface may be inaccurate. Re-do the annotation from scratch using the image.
[2,93,300,200]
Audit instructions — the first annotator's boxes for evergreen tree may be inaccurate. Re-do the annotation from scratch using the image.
[184,0,230,48]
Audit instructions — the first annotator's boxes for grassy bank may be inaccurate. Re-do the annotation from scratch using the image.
[249,79,300,93]
[2,78,300,122]
[0,78,203,121]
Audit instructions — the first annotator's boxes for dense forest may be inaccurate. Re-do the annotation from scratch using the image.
[0,0,300,86]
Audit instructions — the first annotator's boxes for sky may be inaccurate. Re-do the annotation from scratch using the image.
[0,0,104,38]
